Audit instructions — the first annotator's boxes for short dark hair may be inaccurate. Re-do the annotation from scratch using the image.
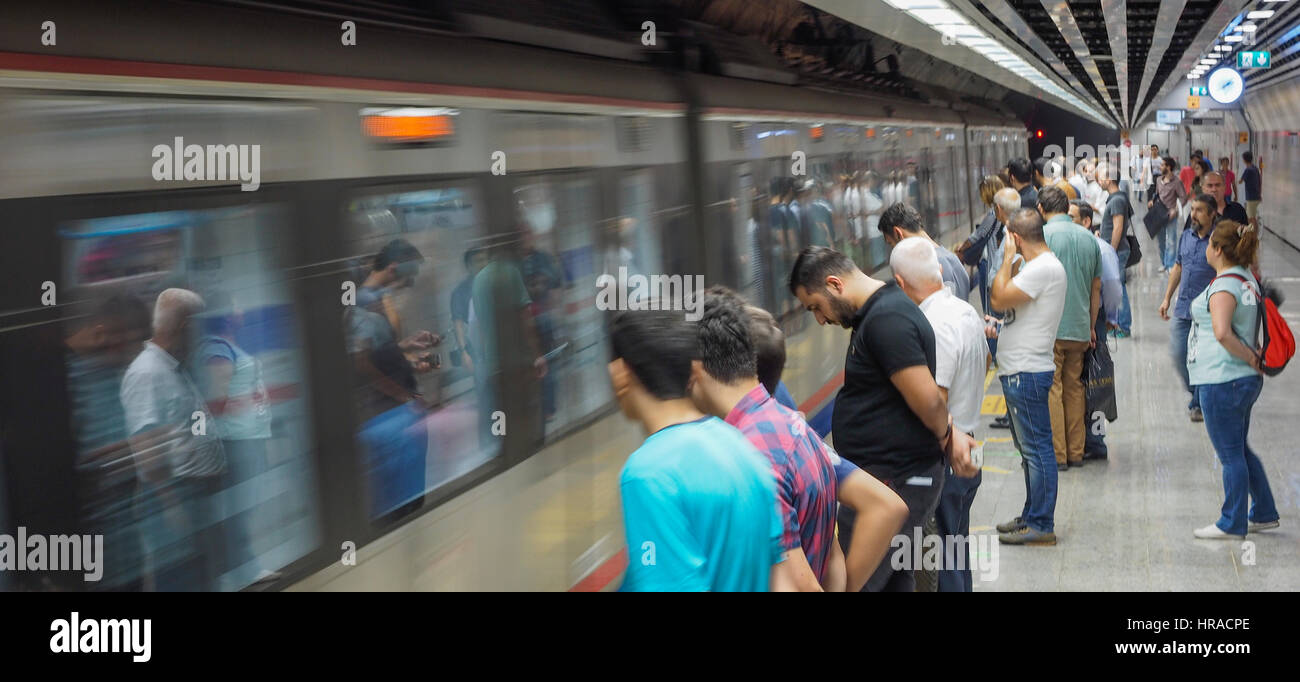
[1193,192,1217,212]
[1070,199,1093,226]
[1037,185,1069,215]
[1032,157,1048,177]
[374,239,423,272]
[1163,156,1178,172]
[1193,149,1204,159]
[608,309,697,400]
[746,305,786,397]
[879,202,923,236]
[1007,208,1045,244]
[1006,158,1033,184]
[697,287,757,385]
[787,246,857,296]
[1243,151,1254,164]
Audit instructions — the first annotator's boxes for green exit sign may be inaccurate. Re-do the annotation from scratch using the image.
[1237,51,1271,69]
[1190,86,1208,96]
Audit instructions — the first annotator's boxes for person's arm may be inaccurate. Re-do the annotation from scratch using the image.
[822,539,848,592]
[1159,264,1182,321]
[889,367,977,477]
[453,319,473,372]
[1110,211,1125,252]
[204,356,235,415]
[837,468,908,592]
[1209,291,1262,371]
[1089,277,1101,347]
[990,239,1032,311]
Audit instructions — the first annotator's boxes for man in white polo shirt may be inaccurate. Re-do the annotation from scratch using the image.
[891,237,988,590]
[988,209,1067,546]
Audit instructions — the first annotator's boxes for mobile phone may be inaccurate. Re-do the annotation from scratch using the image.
[970,442,984,470]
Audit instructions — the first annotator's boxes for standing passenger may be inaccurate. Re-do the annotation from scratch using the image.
[788,246,978,591]
[890,238,988,591]
[989,210,1067,545]
[610,309,781,591]
[1159,194,1220,423]
[1038,187,1102,470]
[1188,221,1280,539]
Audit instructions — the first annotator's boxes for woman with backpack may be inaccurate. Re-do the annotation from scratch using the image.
[1187,220,1280,539]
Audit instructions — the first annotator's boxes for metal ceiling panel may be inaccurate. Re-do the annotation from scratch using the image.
[1132,0,1187,114]
[1039,0,1120,121]
[1101,0,1129,124]
[1136,0,1252,125]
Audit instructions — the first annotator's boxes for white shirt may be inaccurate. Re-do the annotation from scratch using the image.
[120,341,225,478]
[996,252,1067,376]
[1085,181,1105,213]
[919,288,988,434]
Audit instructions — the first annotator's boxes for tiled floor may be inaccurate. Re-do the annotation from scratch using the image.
[970,202,1299,591]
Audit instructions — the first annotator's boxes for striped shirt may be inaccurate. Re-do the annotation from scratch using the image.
[725,384,838,581]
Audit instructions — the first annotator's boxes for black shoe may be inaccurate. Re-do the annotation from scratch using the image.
[990,415,1011,429]
[1082,451,1107,461]
[1057,461,1069,471]
[1068,459,1084,468]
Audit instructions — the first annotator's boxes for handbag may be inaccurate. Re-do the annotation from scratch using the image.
[1119,193,1142,267]
[1143,196,1169,238]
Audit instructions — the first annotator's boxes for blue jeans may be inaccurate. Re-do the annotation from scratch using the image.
[1002,371,1058,533]
[1161,214,1179,269]
[1197,375,1279,536]
[936,468,982,592]
[1170,316,1199,410]
[1117,248,1132,333]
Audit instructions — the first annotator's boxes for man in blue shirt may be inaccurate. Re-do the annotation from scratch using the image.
[609,309,782,591]
[1159,193,1218,423]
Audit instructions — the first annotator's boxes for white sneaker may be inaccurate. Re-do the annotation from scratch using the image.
[1193,524,1244,540]
[1248,520,1280,533]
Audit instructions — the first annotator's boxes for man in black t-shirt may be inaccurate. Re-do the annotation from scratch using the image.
[789,246,978,592]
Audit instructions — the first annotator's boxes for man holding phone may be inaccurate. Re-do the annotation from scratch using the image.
[989,209,1068,546]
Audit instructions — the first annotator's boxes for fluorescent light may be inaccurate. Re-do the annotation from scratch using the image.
[958,37,996,48]
[1216,44,1232,51]
[1200,59,1217,65]
[1247,10,1275,19]
[1225,34,1245,42]
[935,23,983,38]
[911,9,965,24]
[1239,23,1258,32]
[884,0,949,9]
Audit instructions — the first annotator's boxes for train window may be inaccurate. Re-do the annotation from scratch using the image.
[58,204,320,591]
[342,184,499,521]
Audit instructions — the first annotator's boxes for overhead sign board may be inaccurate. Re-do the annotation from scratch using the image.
[1190,86,1208,96]
[1156,109,1183,125]
[1187,95,1201,110]
[1237,51,1271,69]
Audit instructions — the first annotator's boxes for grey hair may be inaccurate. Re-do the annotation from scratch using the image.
[994,187,1021,216]
[153,288,205,335]
[889,237,942,288]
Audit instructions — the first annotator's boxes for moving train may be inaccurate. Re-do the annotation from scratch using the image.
[0,1,1027,591]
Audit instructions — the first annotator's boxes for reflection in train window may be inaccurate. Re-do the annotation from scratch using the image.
[342,185,497,520]
[59,204,319,591]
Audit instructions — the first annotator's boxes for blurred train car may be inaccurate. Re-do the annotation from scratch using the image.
[0,1,1026,591]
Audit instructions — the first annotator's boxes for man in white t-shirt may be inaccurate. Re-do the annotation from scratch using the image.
[988,208,1067,546]
[890,237,988,591]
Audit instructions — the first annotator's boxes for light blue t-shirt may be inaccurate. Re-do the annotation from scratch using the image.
[1188,266,1259,386]
[619,416,782,592]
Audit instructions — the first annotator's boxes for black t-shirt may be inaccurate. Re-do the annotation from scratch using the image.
[1101,191,1131,254]
[1019,185,1039,210]
[831,282,944,481]
[1222,201,1248,224]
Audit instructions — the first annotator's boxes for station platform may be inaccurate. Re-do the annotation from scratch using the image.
[971,203,1300,592]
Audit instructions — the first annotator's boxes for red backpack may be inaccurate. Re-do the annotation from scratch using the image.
[1216,272,1295,376]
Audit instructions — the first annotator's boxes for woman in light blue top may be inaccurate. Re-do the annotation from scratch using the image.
[1187,220,1279,539]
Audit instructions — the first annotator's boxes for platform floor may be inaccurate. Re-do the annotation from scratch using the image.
[970,203,1300,591]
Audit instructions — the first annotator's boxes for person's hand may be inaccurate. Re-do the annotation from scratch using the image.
[534,356,548,379]
[984,315,1000,339]
[1090,326,1097,349]
[1252,352,1265,375]
[400,330,440,351]
[1158,299,1170,321]
[948,431,979,478]
[1169,208,1178,219]
[1002,233,1019,264]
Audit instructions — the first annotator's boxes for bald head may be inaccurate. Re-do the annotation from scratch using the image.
[1202,171,1225,203]
[890,237,943,304]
